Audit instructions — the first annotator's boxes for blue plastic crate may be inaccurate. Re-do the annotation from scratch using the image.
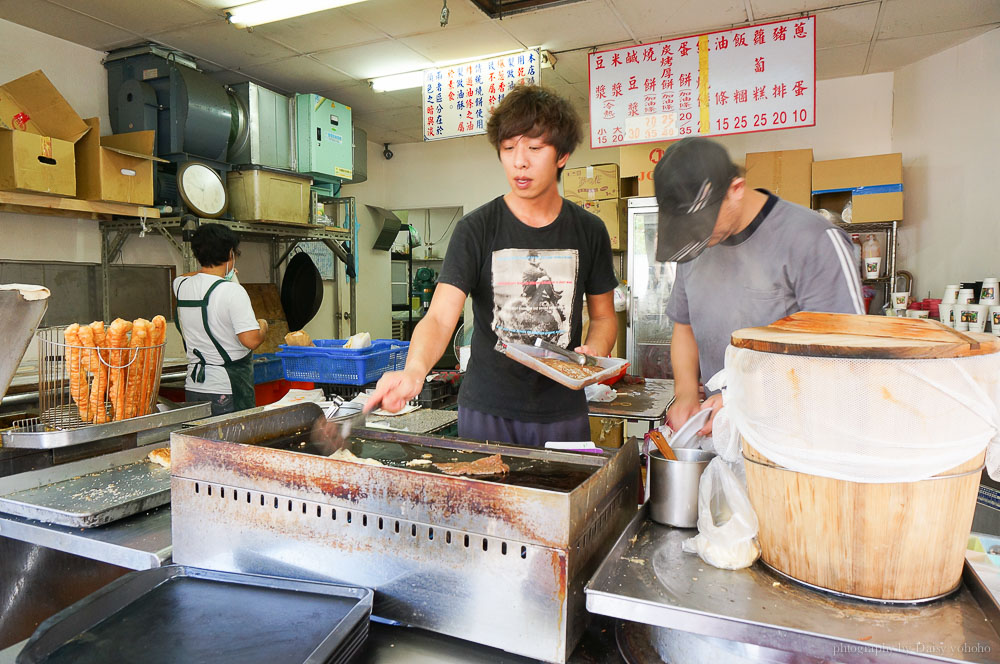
[279,340,409,385]
[252,353,284,384]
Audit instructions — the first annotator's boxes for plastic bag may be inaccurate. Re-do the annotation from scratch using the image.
[613,284,628,312]
[284,330,314,346]
[841,200,853,223]
[344,332,372,349]
[584,383,617,402]
[682,458,760,570]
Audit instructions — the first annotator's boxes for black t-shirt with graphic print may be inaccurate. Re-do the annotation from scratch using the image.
[439,196,618,423]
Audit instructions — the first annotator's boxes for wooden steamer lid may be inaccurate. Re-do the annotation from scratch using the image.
[731,312,1000,360]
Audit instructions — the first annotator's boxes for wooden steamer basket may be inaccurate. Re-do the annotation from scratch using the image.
[732,313,997,602]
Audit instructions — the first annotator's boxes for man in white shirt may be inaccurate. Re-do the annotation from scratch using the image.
[173,224,269,415]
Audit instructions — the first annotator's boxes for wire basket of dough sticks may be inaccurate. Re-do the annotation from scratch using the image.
[36,316,167,430]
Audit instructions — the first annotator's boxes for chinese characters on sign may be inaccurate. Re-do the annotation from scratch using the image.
[423,49,541,142]
[588,17,815,147]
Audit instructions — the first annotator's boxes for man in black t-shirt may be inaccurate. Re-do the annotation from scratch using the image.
[367,85,618,446]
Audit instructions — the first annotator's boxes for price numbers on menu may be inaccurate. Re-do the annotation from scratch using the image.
[714,108,808,132]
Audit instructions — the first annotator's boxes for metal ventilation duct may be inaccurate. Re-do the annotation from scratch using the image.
[470,0,584,18]
[368,206,404,251]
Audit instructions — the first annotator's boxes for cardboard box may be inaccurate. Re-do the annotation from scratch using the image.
[620,142,671,197]
[745,149,813,207]
[563,163,619,202]
[582,198,626,250]
[227,166,313,224]
[0,70,89,142]
[812,153,903,223]
[0,70,90,196]
[0,131,75,196]
[812,154,902,190]
[75,117,164,205]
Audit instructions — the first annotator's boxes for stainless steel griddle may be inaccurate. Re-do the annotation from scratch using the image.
[170,403,640,664]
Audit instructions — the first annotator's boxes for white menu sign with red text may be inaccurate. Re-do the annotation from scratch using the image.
[423,49,540,142]
[588,17,815,148]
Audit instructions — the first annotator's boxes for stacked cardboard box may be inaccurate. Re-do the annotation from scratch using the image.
[745,149,813,207]
[812,153,903,223]
[619,142,671,198]
[563,163,626,250]
[0,70,160,204]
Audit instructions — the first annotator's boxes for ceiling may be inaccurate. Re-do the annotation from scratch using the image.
[1,0,997,145]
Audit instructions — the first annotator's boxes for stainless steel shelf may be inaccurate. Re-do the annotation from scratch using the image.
[2,403,211,449]
[837,219,899,307]
[586,506,1000,664]
[98,197,359,336]
[0,506,171,570]
[100,216,351,242]
[836,220,901,234]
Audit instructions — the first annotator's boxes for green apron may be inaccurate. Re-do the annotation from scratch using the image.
[174,277,256,411]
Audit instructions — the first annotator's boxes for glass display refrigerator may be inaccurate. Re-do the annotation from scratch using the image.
[626,197,676,378]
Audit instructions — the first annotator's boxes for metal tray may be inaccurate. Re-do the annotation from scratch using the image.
[2,403,211,449]
[501,342,628,389]
[17,565,373,664]
[0,444,172,528]
[585,505,1000,663]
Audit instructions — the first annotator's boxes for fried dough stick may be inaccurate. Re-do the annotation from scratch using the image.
[122,319,149,420]
[139,315,166,416]
[106,318,132,421]
[64,324,90,421]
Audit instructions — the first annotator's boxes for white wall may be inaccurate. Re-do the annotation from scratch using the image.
[892,28,1000,299]
[398,206,463,260]
[714,72,895,163]
[335,139,392,340]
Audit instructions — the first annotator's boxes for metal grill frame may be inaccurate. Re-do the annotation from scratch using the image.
[32,326,165,431]
[169,404,639,663]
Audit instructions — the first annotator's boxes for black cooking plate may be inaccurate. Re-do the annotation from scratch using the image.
[266,433,599,493]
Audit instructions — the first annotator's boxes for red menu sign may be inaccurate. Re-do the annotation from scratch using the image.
[588,17,815,148]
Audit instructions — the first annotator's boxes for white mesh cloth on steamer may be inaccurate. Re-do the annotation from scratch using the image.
[723,345,1000,483]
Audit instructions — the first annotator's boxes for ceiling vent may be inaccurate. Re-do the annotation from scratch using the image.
[470,0,584,19]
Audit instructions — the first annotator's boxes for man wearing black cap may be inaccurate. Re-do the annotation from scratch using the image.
[658,137,864,435]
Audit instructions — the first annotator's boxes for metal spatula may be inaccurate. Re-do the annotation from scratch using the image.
[310,403,368,456]
[534,338,599,366]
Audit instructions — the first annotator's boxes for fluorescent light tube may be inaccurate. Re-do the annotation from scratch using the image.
[371,71,425,93]
[226,0,369,27]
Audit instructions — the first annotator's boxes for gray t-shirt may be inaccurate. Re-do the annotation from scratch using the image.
[665,192,865,384]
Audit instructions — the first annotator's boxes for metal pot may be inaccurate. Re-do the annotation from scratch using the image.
[648,447,714,528]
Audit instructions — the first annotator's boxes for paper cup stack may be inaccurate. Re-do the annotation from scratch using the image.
[984,278,1000,335]
[940,279,999,333]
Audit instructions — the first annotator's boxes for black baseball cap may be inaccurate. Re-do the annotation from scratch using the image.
[654,137,740,263]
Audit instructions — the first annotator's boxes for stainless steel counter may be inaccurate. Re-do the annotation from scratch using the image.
[587,506,1000,663]
[588,378,674,430]
[0,506,171,570]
